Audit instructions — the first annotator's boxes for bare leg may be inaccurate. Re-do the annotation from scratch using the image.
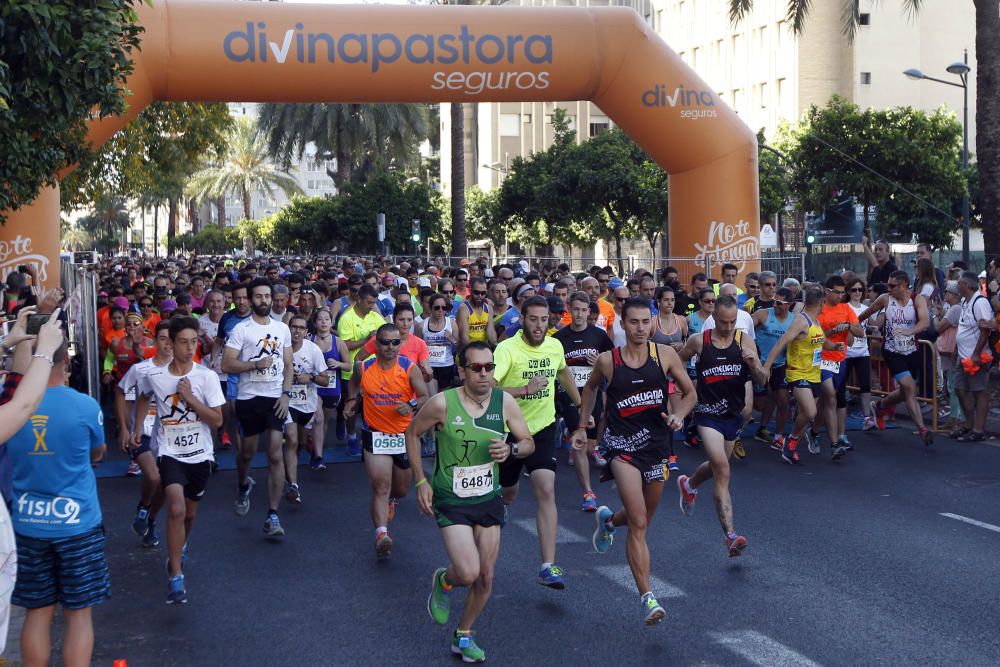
[529,469,558,564]
[691,427,736,535]
[458,525,501,631]
[61,607,95,667]
[20,605,56,667]
[609,459,664,595]
[237,433,257,487]
[164,484,187,577]
[283,423,299,487]
[364,451,394,528]
[265,428,285,512]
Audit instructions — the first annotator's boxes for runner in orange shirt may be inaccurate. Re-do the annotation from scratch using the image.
[815,275,865,458]
[345,322,429,559]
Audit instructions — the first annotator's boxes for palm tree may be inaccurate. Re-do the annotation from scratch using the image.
[78,193,131,251]
[61,226,92,252]
[450,102,467,260]
[256,103,428,189]
[186,117,303,253]
[729,0,999,259]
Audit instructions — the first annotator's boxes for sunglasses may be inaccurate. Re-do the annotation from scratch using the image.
[464,362,496,373]
[289,324,308,330]
[377,338,402,346]
[432,304,453,312]
[472,290,487,296]
[747,285,760,290]
[774,300,791,306]
[441,290,456,295]
[887,283,900,289]
[829,289,845,295]
[701,299,715,304]
[615,297,627,302]
[140,302,153,307]
[850,287,864,293]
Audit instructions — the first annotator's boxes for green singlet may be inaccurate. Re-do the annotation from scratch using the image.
[432,387,506,508]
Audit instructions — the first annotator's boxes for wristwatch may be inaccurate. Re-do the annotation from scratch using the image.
[510,443,519,457]
[408,398,419,409]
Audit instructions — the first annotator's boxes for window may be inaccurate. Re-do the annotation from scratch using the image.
[860,72,872,85]
[859,13,870,25]
[307,180,316,189]
[776,77,786,110]
[760,82,768,108]
[590,115,610,137]
[499,113,520,137]
[732,88,744,114]
[692,47,700,69]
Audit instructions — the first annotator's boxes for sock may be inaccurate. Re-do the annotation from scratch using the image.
[683,478,695,494]
[604,516,615,531]
[290,482,299,490]
[727,531,737,540]
[640,591,653,602]
[376,526,387,537]
[439,570,453,591]
[239,481,249,493]
[838,435,849,442]
[788,437,798,450]
[136,502,149,512]
[267,509,277,518]
[541,562,553,570]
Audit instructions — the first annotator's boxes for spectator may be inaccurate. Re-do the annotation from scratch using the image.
[935,281,964,428]
[864,234,898,286]
[951,272,994,442]
[676,272,708,316]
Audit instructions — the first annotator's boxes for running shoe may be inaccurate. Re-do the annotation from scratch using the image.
[142,521,160,548]
[956,430,986,442]
[166,575,187,605]
[388,498,397,522]
[452,631,486,663]
[770,435,785,452]
[581,492,598,512]
[805,430,820,455]
[285,483,302,505]
[754,427,773,444]
[831,439,849,461]
[308,455,326,471]
[221,432,232,449]
[677,475,697,515]
[592,449,608,467]
[234,477,255,516]
[335,419,347,442]
[919,427,934,447]
[537,564,566,589]
[732,437,746,460]
[781,439,801,465]
[132,505,150,537]
[872,400,887,430]
[950,425,971,439]
[667,455,679,472]
[641,593,666,626]
[862,416,877,431]
[592,506,615,553]
[126,461,142,477]
[566,454,575,467]
[427,567,451,625]
[375,531,393,558]
[725,533,748,557]
[263,512,285,538]
[839,435,854,452]
[347,435,361,457]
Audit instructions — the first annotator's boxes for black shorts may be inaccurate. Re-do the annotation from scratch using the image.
[754,365,787,395]
[431,365,457,390]
[883,349,921,381]
[320,394,340,410]
[843,356,872,394]
[235,395,284,437]
[135,434,157,457]
[288,407,314,427]
[158,456,212,501]
[790,378,821,397]
[433,496,505,529]
[361,430,411,470]
[557,388,603,440]
[604,444,671,484]
[12,525,111,610]
[499,421,557,487]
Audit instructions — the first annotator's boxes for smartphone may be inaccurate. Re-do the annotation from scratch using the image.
[26,313,51,335]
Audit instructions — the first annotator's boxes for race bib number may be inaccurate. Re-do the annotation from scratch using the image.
[851,335,868,351]
[142,408,156,438]
[453,462,494,498]
[371,431,406,455]
[428,345,449,364]
[811,348,823,367]
[250,362,280,382]
[124,386,137,401]
[895,334,916,354]
[820,359,841,374]
[288,384,308,410]
[570,365,593,388]
[164,421,201,450]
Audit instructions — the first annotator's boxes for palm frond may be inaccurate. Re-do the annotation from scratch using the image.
[729,0,753,25]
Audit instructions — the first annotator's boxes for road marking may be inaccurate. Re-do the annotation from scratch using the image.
[709,630,822,667]
[510,518,588,544]
[593,565,685,598]
[940,512,1000,534]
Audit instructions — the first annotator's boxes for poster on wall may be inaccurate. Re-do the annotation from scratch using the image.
[812,198,865,245]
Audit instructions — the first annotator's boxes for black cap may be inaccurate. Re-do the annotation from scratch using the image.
[545,295,565,314]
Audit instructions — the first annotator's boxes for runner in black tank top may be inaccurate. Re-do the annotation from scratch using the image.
[676,295,766,558]
[573,297,696,626]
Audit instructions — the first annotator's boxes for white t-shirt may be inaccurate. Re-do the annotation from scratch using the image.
[226,317,292,400]
[199,314,226,380]
[703,309,757,341]
[118,358,166,438]
[611,318,626,347]
[289,339,329,415]
[138,363,225,464]
[956,294,993,360]
[846,302,869,358]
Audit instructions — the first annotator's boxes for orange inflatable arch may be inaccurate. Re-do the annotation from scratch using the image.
[2,0,760,287]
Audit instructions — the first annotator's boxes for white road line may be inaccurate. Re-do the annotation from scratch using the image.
[593,565,685,598]
[709,630,822,667]
[940,512,1000,534]
[510,518,588,544]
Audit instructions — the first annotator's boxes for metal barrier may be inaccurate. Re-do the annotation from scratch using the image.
[846,335,946,433]
[760,253,806,284]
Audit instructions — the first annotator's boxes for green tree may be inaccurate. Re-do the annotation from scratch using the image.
[730,0,999,259]
[186,117,303,253]
[0,0,143,222]
[465,187,505,255]
[757,129,792,222]
[77,193,130,251]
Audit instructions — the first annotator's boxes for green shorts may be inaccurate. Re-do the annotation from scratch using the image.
[433,496,505,529]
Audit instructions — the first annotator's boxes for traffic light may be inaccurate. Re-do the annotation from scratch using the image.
[411,219,421,243]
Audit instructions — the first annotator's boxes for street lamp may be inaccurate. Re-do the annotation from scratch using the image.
[904,49,971,266]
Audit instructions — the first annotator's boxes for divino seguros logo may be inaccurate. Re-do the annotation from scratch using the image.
[642,84,718,120]
[224,23,553,95]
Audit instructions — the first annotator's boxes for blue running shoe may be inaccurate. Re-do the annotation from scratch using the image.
[347,435,361,457]
[264,512,285,538]
[641,592,666,625]
[592,506,615,553]
[132,505,150,537]
[581,492,598,512]
[142,521,160,548]
[167,575,187,604]
[537,564,566,590]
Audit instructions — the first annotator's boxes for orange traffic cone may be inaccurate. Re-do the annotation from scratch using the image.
[113,660,128,667]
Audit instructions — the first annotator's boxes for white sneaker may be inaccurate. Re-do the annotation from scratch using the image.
[862,416,876,431]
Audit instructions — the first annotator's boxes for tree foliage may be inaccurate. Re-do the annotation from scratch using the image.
[175,225,242,255]
[0,0,143,222]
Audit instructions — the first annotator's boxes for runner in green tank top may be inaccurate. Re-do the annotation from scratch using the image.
[405,342,534,664]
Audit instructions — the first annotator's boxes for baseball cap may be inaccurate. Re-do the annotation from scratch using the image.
[545,296,565,314]
[608,278,624,289]
[160,298,178,311]
[418,277,432,288]
[112,296,129,309]
[944,281,960,295]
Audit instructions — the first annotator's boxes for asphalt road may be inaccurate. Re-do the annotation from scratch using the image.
[12,428,1000,666]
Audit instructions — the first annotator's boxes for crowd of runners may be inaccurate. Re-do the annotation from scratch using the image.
[1,247,999,663]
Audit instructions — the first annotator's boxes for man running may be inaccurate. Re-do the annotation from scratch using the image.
[676,295,767,557]
[554,291,613,511]
[761,285,828,464]
[406,342,534,663]
[345,323,429,558]
[456,276,496,348]
[222,278,294,538]
[216,283,252,454]
[577,298,695,624]
[338,284,388,456]
[856,269,933,445]
[750,287,795,450]
[493,295,583,590]
[133,316,225,604]
[283,314,330,505]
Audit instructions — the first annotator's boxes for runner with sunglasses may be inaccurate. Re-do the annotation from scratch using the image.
[345,323,429,558]
[338,284,388,456]
[417,293,459,391]
[456,277,496,349]
[282,315,330,505]
[407,342,534,663]
[751,287,795,451]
